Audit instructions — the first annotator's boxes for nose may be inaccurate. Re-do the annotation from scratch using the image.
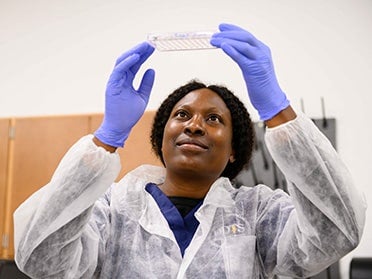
[184,115,205,136]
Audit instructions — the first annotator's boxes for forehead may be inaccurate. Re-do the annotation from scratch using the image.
[173,88,230,112]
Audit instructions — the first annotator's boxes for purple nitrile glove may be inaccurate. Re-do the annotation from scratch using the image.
[210,23,289,121]
[94,42,155,147]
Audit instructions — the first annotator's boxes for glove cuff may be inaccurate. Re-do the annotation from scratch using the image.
[258,96,290,121]
[94,127,130,148]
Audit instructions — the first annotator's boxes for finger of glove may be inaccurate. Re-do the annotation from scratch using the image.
[114,44,154,87]
[218,23,248,32]
[212,30,260,48]
[114,42,154,67]
[213,24,270,54]
[214,39,259,63]
[108,54,140,94]
[137,68,155,104]
[128,42,155,75]
[213,23,259,43]
[218,43,251,67]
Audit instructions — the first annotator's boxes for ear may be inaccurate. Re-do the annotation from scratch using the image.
[229,153,235,163]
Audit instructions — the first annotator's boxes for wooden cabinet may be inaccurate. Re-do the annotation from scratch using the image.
[0,112,160,259]
[89,112,161,181]
[0,115,90,259]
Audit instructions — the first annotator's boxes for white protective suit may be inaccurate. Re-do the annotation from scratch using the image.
[14,113,366,278]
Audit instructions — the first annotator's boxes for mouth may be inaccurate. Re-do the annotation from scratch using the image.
[176,138,209,150]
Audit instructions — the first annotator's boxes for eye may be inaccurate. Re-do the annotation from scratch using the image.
[174,109,189,119]
[207,114,222,123]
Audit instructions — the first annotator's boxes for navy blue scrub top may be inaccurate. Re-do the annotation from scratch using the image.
[145,183,203,256]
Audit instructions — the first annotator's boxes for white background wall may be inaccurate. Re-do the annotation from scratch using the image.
[1,0,371,277]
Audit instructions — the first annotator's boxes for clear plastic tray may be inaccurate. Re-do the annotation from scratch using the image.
[147,31,216,51]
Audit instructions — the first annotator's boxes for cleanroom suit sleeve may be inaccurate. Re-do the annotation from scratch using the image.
[263,113,366,277]
[13,135,121,278]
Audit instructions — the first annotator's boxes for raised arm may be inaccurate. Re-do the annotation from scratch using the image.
[14,42,155,278]
[211,23,366,277]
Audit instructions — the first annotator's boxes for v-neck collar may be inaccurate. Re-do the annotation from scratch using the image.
[145,183,203,256]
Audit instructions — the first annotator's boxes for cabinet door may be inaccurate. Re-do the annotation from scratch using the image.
[1,115,90,259]
[89,111,161,181]
[0,118,10,259]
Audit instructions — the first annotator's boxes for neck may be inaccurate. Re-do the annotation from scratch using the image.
[159,171,218,199]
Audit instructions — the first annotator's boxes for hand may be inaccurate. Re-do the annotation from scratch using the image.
[210,23,289,121]
[94,42,155,147]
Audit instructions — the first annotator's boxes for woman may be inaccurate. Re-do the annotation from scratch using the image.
[14,23,366,278]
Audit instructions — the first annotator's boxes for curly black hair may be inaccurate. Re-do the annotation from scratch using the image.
[150,80,255,180]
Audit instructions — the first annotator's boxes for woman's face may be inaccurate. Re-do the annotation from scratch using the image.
[161,88,234,180]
